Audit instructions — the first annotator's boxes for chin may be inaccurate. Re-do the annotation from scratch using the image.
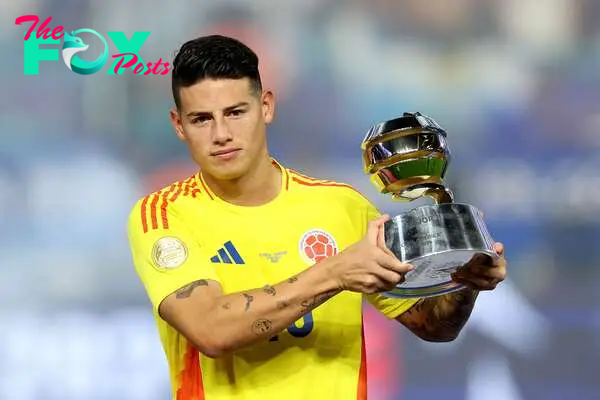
[214,170,245,180]
[205,160,248,180]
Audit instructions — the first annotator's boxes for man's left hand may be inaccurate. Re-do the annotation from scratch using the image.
[451,242,506,291]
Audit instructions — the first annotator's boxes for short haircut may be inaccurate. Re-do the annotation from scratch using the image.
[171,35,262,108]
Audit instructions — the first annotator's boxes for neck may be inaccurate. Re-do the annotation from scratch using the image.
[202,155,282,207]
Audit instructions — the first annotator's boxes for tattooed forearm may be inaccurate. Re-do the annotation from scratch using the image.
[398,289,478,342]
[263,285,276,296]
[243,293,254,311]
[175,280,208,299]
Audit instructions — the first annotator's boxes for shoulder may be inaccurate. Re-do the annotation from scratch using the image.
[127,173,201,233]
[287,167,372,207]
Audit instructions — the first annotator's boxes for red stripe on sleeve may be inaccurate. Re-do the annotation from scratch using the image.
[183,179,192,197]
[140,196,149,233]
[189,179,200,198]
[149,192,162,230]
[160,184,179,229]
[170,181,185,203]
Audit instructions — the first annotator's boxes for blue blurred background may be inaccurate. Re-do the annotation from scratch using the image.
[2,0,599,399]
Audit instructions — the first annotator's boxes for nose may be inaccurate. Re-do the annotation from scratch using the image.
[211,118,233,145]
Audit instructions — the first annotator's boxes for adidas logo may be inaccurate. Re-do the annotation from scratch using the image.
[210,241,245,264]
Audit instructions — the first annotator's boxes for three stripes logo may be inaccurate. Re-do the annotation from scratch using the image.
[210,241,245,264]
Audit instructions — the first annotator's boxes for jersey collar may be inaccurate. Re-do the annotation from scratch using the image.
[196,157,291,211]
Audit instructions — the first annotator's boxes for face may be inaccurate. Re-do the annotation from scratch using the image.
[170,78,275,180]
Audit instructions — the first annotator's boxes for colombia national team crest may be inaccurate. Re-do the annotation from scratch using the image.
[298,229,338,265]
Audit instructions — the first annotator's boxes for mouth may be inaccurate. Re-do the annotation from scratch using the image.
[211,148,240,156]
[210,148,241,160]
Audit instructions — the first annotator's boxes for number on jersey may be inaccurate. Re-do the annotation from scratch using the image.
[269,312,314,341]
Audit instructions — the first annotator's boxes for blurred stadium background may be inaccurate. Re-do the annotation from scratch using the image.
[2,0,599,399]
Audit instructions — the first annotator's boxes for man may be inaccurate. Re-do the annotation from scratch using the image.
[127,35,506,400]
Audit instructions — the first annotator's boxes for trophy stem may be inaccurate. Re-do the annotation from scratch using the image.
[423,185,454,204]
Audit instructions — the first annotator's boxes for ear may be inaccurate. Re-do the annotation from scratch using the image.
[261,90,275,125]
[169,108,186,141]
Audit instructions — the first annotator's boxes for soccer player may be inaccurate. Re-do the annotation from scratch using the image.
[127,35,507,400]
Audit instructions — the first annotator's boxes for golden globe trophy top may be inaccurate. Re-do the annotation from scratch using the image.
[361,112,497,298]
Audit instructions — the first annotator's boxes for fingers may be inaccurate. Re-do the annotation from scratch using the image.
[376,250,414,274]
[466,251,505,269]
[462,264,506,281]
[465,252,491,267]
[365,249,412,293]
[463,250,506,278]
[370,268,406,287]
[452,272,500,290]
[364,264,408,293]
[366,214,390,245]
[453,247,507,290]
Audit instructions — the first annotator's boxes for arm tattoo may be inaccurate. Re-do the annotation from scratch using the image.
[263,285,276,296]
[276,300,289,310]
[288,276,298,284]
[175,280,208,299]
[300,290,339,313]
[222,302,231,310]
[398,289,478,342]
[252,319,273,336]
[243,293,254,312]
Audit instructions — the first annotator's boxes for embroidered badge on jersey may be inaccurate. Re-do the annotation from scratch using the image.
[151,236,188,270]
[298,229,338,265]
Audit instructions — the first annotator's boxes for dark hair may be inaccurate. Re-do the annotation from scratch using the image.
[171,35,262,109]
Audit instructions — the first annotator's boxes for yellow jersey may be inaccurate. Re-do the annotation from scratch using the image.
[127,159,418,400]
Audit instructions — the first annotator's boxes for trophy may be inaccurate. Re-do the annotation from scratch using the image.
[361,112,497,298]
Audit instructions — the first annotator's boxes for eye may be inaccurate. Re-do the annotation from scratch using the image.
[192,116,211,125]
[228,109,245,117]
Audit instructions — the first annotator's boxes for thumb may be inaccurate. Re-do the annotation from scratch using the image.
[366,214,390,245]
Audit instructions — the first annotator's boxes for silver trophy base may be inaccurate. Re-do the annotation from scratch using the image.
[383,203,496,298]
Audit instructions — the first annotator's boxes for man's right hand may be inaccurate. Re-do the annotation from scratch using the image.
[326,214,413,294]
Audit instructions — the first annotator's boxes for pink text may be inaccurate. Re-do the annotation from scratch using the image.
[112,53,172,75]
[15,15,64,41]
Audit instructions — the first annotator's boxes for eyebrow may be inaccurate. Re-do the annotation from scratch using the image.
[186,102,249,118]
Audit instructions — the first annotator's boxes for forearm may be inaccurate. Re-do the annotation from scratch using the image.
[205,264,340,354]
[399,288,478,342]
